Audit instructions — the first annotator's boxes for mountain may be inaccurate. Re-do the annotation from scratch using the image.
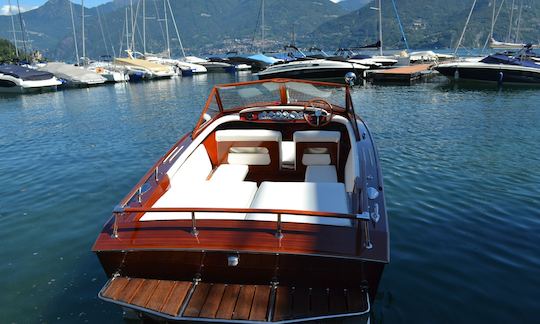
[2,0,540,60]
[310,0,540,50]
[339,0,372,12]
[0,0,346,61]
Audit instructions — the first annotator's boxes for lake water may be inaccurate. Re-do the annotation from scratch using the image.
[1,73,538,323]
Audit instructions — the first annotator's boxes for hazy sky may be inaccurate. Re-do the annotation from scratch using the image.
[1,0,110,15]
[1,0,343,15]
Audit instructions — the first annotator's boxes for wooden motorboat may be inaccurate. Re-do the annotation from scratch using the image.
[93,78,389,323]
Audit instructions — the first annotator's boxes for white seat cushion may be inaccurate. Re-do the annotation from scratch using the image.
[228,153,270,165]
[281,141,295,165]
[140,181,258,221]
[246,182,351,227]
[305,165,337,182]
[169,145,212,187]
[302,153,331,166]
[215,129,282,142]
[293,130,341,143]
[210,164,249,182]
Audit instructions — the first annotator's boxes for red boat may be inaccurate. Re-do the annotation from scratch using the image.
[92,78,389,323]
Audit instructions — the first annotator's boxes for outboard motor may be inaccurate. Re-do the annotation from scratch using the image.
[345,72,357,87]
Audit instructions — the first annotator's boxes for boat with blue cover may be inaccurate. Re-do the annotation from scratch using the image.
[436,45,540,85]
[0,64,61,93]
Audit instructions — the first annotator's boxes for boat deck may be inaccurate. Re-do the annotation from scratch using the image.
[100,276,369,322]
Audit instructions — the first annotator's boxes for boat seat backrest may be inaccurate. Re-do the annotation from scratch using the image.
[215,129,282,170]
[293,130,340,171]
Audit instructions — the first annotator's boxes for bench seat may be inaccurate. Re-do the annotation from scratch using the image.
[246,182,352,227]
[140,181,258,221]
[210,164,249,182]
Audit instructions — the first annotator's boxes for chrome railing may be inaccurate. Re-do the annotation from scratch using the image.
[111,206,371,243]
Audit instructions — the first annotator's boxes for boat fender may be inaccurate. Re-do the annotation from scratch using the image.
[454,69,459,79]
[498,71,504,85]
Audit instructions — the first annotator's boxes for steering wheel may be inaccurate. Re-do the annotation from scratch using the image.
[303,98,334,127]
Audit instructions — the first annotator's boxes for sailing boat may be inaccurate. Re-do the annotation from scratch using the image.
[141,0,207,76]
[39,0,106,87]
[113,0,176,79]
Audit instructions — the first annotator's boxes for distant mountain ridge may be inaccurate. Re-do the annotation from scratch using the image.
[311,0,540,50]
[0,0,539,60]
[0,0,345,60]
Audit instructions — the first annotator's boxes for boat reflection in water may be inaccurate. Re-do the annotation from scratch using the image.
[93,77,389,323]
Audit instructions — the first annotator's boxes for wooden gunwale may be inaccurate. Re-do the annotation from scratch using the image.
[93,218,388,263]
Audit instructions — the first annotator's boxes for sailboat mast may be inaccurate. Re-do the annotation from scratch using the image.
[8,0,19,57]
[507,0,515,42]
[130,0,135,51]
[164,0,170,58]
[378,0,383,55]
[514,0,523,43]
[143,0,146,54]
[166,0,186,58]
[69,0,80,65]
[125,8,129,52]
[261,0,265,52]
[81,0,86,64]
[454,0,477,55]
[489,0,496,42]
[15,0,27,58]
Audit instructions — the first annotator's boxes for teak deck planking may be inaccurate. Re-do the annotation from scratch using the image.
[101,277,369,321]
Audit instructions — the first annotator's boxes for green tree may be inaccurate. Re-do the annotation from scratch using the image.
[0,38,17,62]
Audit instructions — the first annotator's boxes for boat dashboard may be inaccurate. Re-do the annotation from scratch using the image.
[239,106,307,122]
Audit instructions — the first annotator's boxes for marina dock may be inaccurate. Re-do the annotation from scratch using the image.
[367,64,435,84]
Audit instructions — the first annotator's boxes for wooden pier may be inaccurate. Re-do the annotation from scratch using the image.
[367,64,435,84]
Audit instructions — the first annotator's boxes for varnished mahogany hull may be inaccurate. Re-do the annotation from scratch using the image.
[96,250,384,303]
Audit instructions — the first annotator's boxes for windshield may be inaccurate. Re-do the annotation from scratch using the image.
[193,79,353,137]
[217,80,347,111]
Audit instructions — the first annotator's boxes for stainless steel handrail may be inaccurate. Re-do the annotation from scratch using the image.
[111,206,371,240]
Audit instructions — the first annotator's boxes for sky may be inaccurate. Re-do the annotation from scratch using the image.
[1,0,344,15]
[0,0,110,15]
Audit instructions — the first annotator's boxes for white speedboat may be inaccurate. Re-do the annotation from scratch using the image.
[144,55,207,76]
[0,64,62,93]
[38,62,106,87]
[87,62,129,83]
[435,48,540,85]
[258,59,368,83]
[409,51,455,63]
[93,78,388,323]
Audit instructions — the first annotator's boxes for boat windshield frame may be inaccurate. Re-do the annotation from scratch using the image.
[192,78,360,139]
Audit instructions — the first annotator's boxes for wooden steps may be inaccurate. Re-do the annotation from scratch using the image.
[100,277,369,322]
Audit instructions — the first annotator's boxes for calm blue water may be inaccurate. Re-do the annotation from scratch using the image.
[1,74,539,323]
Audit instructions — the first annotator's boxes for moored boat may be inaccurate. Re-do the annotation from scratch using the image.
[115,51,176,80]
[0,64,61,93]
[93,78,389,323]
[436,45,540,85]
[257,59,368,83]
[38,62,106,87]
